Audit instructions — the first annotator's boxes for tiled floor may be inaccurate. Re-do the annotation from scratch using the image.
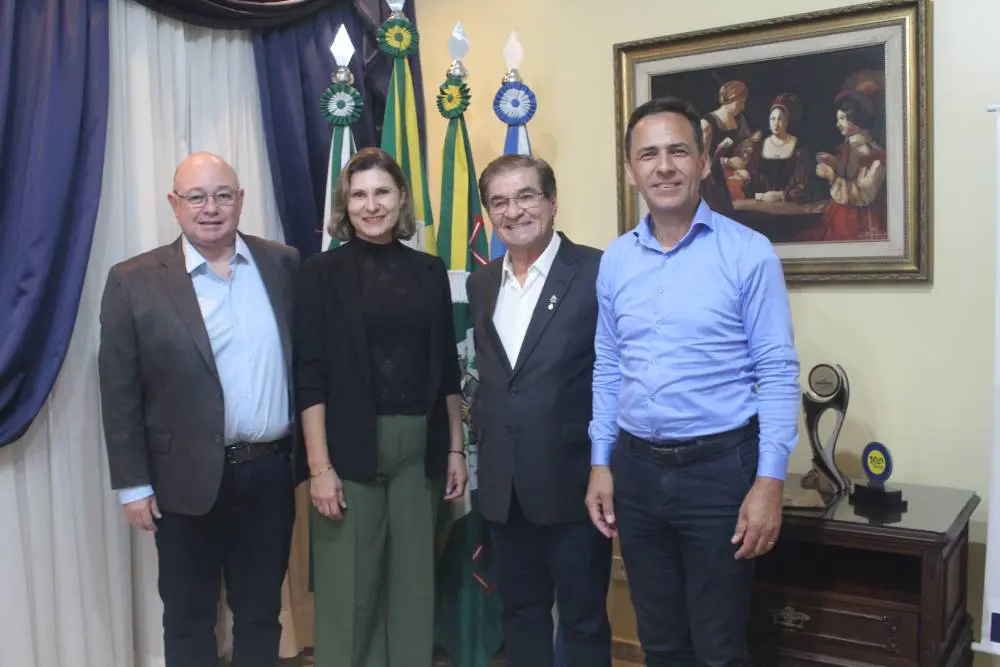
[277,649,641,666]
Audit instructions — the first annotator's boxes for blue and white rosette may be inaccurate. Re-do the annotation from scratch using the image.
[493,80,536,155]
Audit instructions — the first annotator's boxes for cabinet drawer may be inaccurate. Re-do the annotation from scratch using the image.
[749,586,919,664]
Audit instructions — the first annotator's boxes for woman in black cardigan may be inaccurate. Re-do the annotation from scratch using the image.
[294,147,467,667]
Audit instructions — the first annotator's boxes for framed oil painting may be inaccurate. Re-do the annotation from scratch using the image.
[613,0,930,282]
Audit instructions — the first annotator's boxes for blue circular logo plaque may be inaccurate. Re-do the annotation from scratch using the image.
[861,441,893,485]
[850,440,907,515]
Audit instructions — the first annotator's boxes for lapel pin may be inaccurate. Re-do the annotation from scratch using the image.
[547,295,559,311]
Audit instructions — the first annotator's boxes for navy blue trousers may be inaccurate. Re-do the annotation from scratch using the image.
[489,490,612,667]
[611,428,759,667]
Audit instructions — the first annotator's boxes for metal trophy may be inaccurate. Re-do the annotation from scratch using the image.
[800,363,851,498]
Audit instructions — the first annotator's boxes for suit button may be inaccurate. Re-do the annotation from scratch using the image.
[215,435,223,443]
[509,388,518,396]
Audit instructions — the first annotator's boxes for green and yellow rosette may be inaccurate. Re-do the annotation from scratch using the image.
[377,5,437,255]
[377,16,418,58]
[436,77,471,119]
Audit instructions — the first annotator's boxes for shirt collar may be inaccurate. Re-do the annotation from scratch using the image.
[501,231,562,285]
[182,234,251,275]
[634,199,714,251]
[848,129,873,146]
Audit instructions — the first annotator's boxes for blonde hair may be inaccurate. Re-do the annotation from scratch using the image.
[326,147,417,242]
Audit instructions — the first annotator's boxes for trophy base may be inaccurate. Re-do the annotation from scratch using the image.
[849,481,908,513]
[782,486,828,509]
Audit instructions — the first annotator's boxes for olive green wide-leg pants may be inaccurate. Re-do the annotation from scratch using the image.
[311,415,437,667]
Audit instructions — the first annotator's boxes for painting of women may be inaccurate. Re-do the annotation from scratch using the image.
[742,93,815,204]
[700,80,754,213]
[629,21,928,281]
[794,87,887,242]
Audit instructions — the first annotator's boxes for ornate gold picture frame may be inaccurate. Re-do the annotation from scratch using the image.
[614,0,931,282]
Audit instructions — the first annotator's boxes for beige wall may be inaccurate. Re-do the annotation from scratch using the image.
[415,0,1000,662]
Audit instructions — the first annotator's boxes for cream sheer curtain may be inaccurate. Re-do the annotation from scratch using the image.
[0,249,132,667]
[105,0,314,664]
[0,1,313,665]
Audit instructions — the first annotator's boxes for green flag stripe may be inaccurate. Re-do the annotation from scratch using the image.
[458,116,487,269]
[326,126,348,251]
[437,119,459,265]
[395,58,410,176]
[331,126,345,187]
[381,66,399,153]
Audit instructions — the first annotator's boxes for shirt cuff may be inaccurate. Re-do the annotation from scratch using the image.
[756,451,789,481]
[119,485,154,504]
[591,440,612,466]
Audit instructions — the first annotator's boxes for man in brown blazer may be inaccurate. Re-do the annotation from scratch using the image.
[98,152,300,667]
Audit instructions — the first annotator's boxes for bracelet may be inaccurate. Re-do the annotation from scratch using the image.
[448,450,466,458]
[310,465,333,478]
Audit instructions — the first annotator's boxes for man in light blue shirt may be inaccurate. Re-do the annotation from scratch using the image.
[99,152,300,667]
[585,98,800,667]
[117,233,292,503]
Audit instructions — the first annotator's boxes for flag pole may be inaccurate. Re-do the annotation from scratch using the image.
[489,31,537,260]
[320,25,361,251]
[433,23,503,667]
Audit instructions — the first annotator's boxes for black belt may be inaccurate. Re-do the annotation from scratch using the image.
[621,415,758,466]
[224,436,291,464]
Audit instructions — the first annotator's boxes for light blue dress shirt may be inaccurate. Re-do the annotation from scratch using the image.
[119,235,291,504]
[588,201,800,480]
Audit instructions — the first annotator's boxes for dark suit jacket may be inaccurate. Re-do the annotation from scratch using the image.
[293,240,461,483]
[468,233,602,525]
[98,233,300,516]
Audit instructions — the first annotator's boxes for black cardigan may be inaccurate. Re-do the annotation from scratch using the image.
[293,240,462,483]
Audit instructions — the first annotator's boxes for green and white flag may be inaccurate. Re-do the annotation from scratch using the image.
[433,23,503,667]
[320,25,362,251]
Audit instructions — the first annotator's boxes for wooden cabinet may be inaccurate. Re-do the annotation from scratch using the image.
[749,478,979,666]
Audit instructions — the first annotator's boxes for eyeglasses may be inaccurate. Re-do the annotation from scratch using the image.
[173,189,239,208]
[487,190,547,215]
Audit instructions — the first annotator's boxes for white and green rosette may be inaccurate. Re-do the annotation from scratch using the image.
[321,25,362,251]
[320,82,363,128]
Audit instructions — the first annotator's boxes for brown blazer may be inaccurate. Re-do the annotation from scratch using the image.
[98,233,299,515]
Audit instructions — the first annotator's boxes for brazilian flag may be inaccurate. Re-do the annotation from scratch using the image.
[432,71,503,667]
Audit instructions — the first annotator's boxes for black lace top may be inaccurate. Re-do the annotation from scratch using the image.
[353,237,431,415]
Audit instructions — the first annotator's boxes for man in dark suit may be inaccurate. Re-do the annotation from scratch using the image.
[98,152,300,667]
[468,154,612,667]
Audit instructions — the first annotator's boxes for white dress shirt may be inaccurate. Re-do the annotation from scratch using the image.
[492,232,562,366]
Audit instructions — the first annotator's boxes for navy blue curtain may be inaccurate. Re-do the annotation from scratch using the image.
[0,0,110,448]
[130,0,336,29]
[253,0,425,257]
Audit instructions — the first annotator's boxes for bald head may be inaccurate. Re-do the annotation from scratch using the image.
[168,152,245,259]
[173,152,240,192]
